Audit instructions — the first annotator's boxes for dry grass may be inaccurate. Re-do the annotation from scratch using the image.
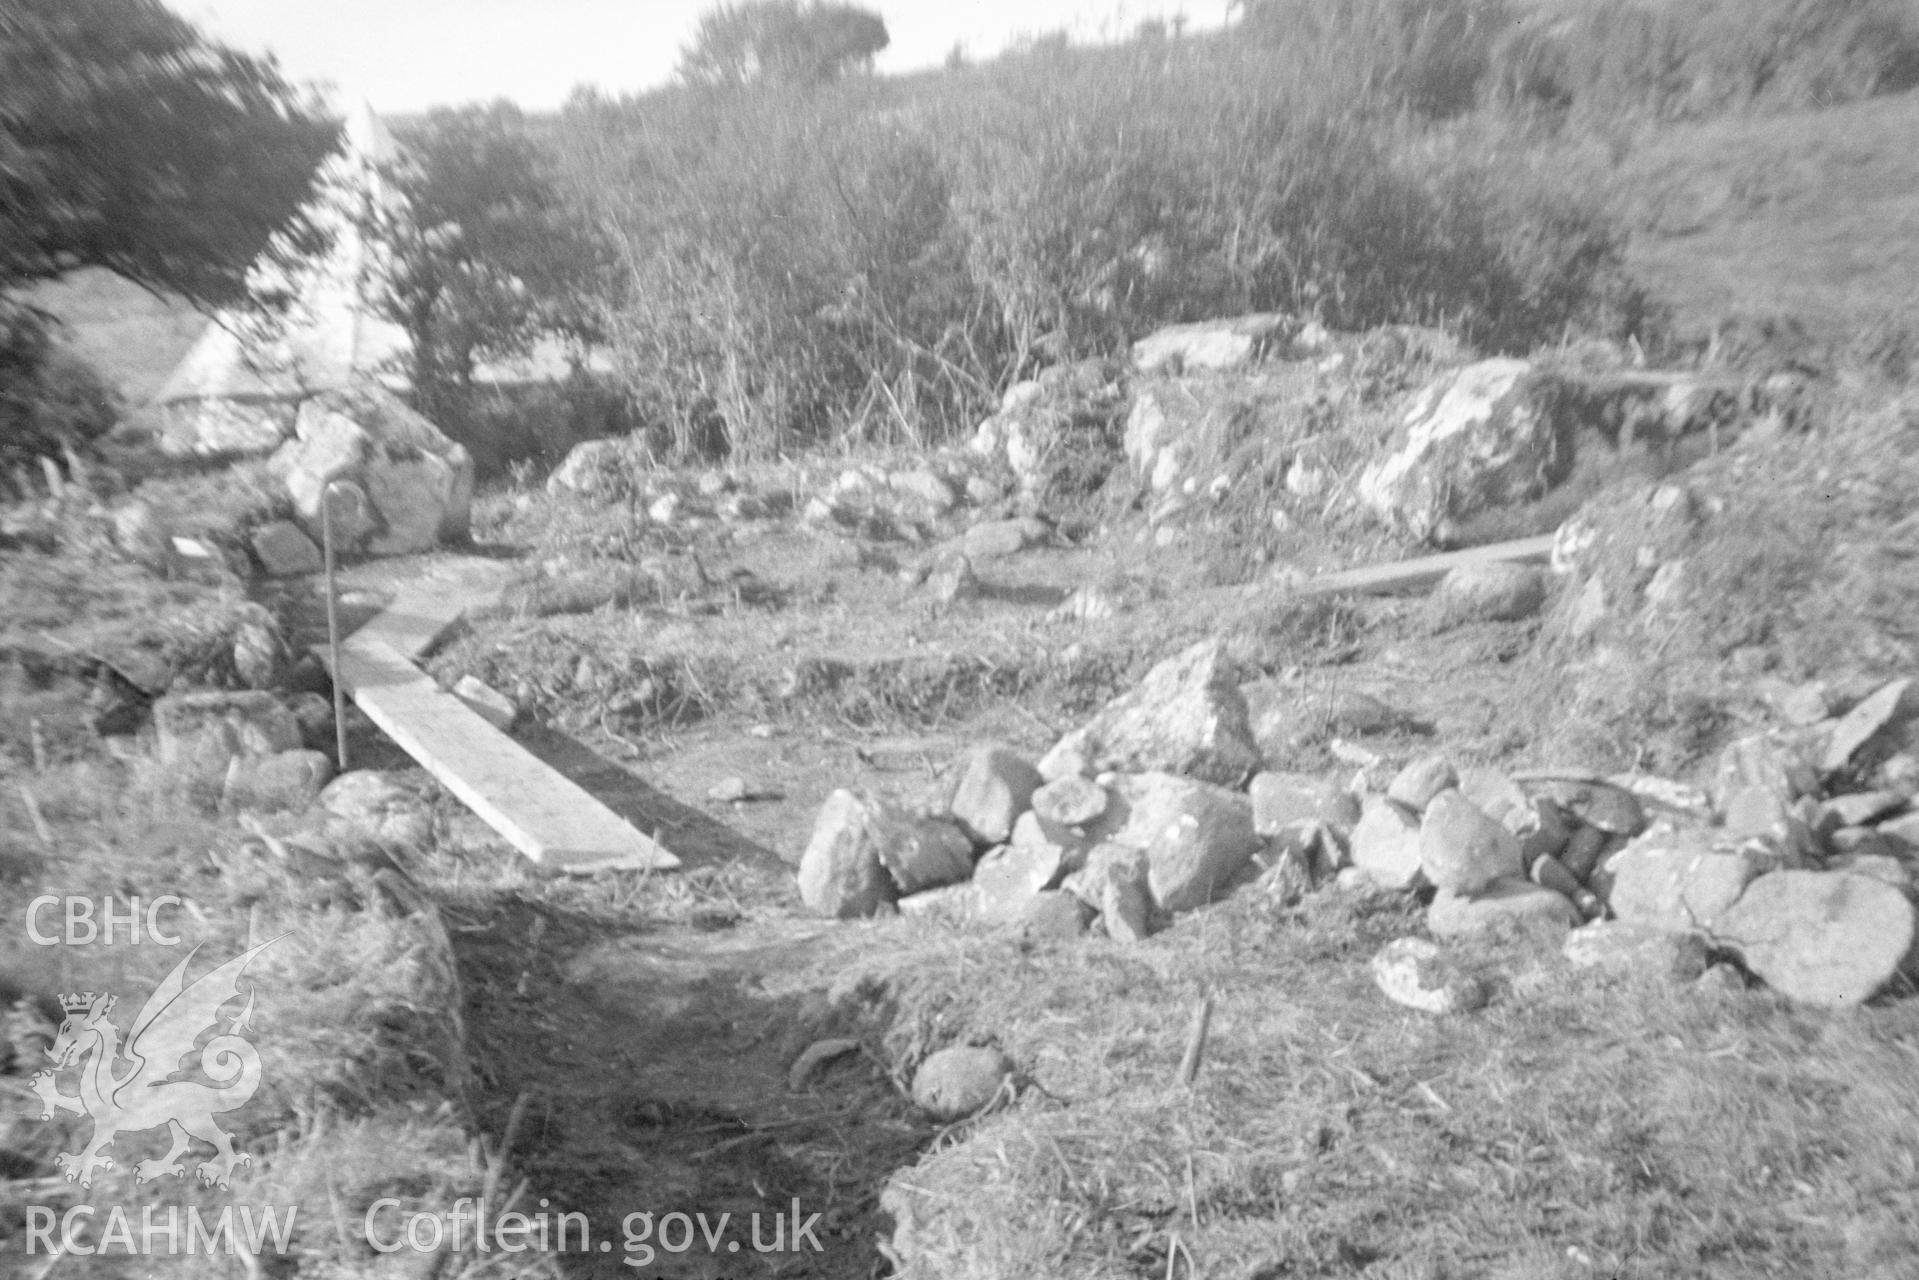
[849,883,1919,1279]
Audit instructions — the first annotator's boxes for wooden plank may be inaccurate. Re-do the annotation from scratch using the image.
[1295,534,1557,598]
[344,556,518,660]
[324,639,679,872]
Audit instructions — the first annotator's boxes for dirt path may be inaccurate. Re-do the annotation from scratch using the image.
[453,900,930,1279]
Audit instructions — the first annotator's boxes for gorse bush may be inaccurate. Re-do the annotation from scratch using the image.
[557,28,1654,459]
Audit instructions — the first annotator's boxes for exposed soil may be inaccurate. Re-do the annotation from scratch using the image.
[452,899,931,1280]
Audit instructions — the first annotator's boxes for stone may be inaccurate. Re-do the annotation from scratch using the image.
[974,841,1067,925]
[1100,874,1154,942]
[874,813,978,897]
[546,439,633,498]
[288,692,336,751]
[1775,679,1841,727]
[1428,878,1580,939]
[1879,811,1919,854]
[1039,640,1260,786]
[250,519,324,576]
[113,501,174,572]
[1141,791,1263,913]
[271,384,474,557]
[451,675,517,731]
[960,517,1049,561]
[911,1046,1014,1121]
[891,469,958,514]
[1031,775,1110,830]
[926,552,978,605]
[1431,562,1548,627]
[1874,752,1919,799]
[1120,383,1189,495]
[1130,313,1289,375]
[1419,790,1523,895]
[1558,825,1610,881]
[318,770,432,848]
[1387,754,1458,814]
[1250,772,1350,837]
[1603,826,1761,933]
[1722,786,1792,842]
[1826,853,1912,893]
[224,748,334,813]
[1611,773,1717,823]
[707,776,750,803]
[1505,796,1572,865]
[1821,678,1919,775]
[1714,733,1819,810]
[1828,825,1895,859]
[154,690,302,774]
[1715,871,1917,1007]
[1695,963,1749,995]
[1019,891,1093,940]
[1820,791,1906,829]
[1063,842,1153,942]
[1370,937,1487,1015]
[1562,920,1708,982]
[948,745,1044,847]
[1529,778,1646,837]
[231,614,285,690]
[797,790,898,918]
[1357,358,1572,543]
[1529,852,1584,900]
[894,882,979,921]
[1457,767,1530,825]
[1349,795,1424,892]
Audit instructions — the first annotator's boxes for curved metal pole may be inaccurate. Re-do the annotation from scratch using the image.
[321,480,350,772]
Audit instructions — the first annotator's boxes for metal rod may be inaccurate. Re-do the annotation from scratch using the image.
[322,482,350,772]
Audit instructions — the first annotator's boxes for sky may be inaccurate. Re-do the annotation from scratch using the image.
[182,0,1234,115]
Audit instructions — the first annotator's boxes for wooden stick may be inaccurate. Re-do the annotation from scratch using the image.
[18,783,53,848]
[321,483,350,772]
[1177,996,1214,1087]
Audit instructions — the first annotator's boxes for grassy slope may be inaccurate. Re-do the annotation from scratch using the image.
[1618,91,1919,341]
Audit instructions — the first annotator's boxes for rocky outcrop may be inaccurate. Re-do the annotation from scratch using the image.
[270,383,473,556]
[1039,640,1260,786]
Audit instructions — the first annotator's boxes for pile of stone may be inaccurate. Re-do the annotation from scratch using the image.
[795,637,1919,1009]
[796,638,1265,937]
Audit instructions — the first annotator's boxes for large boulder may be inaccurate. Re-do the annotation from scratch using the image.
[1357,358,1573,543]
[270,383,473,556]
[1040,640,1261,786]
[1715,870,1916,1006]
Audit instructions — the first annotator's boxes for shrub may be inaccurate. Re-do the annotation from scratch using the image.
[0,303,119,480]
[556,32,1655,461]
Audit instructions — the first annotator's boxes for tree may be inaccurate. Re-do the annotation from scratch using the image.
[372,102,611,427]
[679,1,890,88]
[0,0,339,307]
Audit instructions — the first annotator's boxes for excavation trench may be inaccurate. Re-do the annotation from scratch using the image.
[453,900,929,1279]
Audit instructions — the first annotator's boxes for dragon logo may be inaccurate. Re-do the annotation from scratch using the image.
[30,939,278,1189]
